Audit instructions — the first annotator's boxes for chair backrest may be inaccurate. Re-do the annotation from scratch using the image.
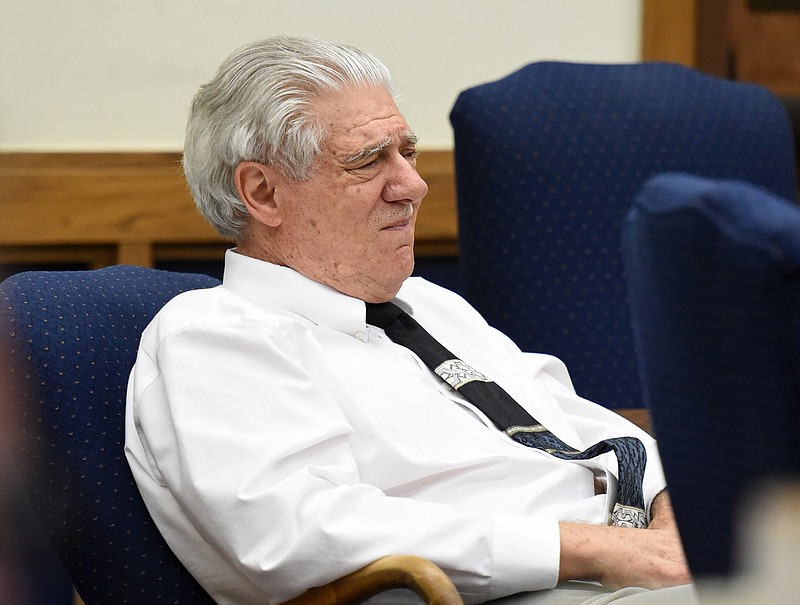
[0,266,220,604]
[622,172,800,578]
[450,61,797,408]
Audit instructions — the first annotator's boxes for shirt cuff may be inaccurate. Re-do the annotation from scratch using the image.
[488,515,561,600]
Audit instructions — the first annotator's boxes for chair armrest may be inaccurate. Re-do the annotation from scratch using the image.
[283,555,464,605]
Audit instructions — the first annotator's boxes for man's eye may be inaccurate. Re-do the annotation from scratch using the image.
[403,149,419,161]
[347,157,379,172]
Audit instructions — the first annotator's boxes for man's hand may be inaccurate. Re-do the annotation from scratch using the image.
[558,492,691,590]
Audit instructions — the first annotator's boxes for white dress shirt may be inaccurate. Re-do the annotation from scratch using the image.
[125,249,666,605]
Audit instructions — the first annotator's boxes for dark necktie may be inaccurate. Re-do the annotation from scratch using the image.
[365,301,648,529]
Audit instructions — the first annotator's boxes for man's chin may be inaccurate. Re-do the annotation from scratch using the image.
[394,246,415,276]
[375,253,415,300]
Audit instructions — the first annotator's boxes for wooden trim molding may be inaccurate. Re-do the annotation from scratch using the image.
[641,0,700,66]
[0,151,457,268]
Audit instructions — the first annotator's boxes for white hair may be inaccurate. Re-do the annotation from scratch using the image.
[182,36,397,240]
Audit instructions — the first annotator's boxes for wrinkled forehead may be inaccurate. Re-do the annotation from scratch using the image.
[314,86,415,158]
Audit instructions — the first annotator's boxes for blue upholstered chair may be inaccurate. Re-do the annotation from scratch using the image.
[0,266,462,605]
[622,172,800,578]
[450,61,797,409]
[0,267,221,604]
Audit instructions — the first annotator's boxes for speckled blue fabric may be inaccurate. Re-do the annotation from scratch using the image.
[450,61,797,409]
[0,266,219,604]
[622,173,800,577]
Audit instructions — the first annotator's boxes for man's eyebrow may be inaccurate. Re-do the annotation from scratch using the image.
[402,130,419,146]
[342,131,419,165]
[342,137,393,165]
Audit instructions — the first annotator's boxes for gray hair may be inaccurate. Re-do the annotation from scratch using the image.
[182,36,397,240]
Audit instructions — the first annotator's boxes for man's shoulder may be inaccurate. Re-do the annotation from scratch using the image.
[154,285,222,325]
[399,277,475,315]
[145,283,300,341]
[399,276,462,302]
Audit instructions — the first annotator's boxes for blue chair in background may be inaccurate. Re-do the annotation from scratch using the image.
[450,61,797,410]
[622,172,800,578]
[0,265,463,605]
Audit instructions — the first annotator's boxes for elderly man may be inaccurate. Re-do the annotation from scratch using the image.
[125,36,693,605]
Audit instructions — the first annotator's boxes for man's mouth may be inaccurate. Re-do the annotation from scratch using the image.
[382,217,413,231]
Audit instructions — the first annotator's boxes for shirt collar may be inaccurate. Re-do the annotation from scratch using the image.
[222,249,414,336]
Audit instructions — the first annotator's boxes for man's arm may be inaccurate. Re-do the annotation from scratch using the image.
[558,490,691,590]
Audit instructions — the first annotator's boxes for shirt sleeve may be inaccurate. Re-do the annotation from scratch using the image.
[128,314,561,604]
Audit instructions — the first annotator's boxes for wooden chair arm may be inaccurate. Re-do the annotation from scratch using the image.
[283,555,464,605]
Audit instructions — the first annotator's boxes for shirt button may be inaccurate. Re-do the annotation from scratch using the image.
[354,331,367,342]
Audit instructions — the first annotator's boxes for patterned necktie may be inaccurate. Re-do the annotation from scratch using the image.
[365,301,648,529]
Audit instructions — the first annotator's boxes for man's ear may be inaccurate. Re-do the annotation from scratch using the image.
[234,162,283,227]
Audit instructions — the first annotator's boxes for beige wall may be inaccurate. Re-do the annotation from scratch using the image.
[0,0,642,151]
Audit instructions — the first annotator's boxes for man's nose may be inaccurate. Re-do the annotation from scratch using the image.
[382,156,429,204]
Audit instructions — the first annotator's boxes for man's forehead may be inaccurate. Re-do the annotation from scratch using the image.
[313,88,412,148]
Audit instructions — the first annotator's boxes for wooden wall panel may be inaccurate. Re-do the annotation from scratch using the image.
[0,151,457,267]
[641,0,699,65]
[414,150,458,255]
[728,0,800,97]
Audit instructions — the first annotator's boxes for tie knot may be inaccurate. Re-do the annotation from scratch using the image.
[365,302,404,329]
